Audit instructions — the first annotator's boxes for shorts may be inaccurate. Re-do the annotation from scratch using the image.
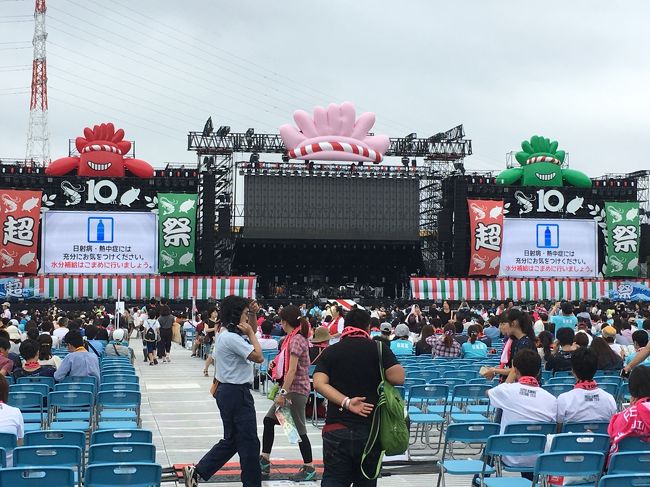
[145,341,157,354]
[265,392,308,436]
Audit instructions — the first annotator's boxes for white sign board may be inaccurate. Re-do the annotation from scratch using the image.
[42,211,157,275]
[499,218,598,278]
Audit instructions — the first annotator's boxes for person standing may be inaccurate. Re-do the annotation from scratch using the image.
[143,310,160,366]
[202,308,219,377]
[327,305,345,345]
[314,308,405,486]
[157,305,174,363]
[260,306,315,481]
[1,303,10,320]
[184,296,264,487]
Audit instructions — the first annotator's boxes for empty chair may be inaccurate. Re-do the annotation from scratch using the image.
[504,422,557,436]
[443,370,478,381]
[13,445,82,483]
[552,370,574,378]
[88,442,156,465]
[101,374,139,384]
[48,391,94,431]
[437,422,501,487]
[0,432,17,466]
[24,430,85,452]
[54,382,95,395]
[550,433,610,453]
[100,382,140,393]
[548,376,576,385]
[17,376,55,390]
[609,452,650,475]
[482,434,547,482]
[91,428,153,445]
[9,383,50,397]
[0,466,75,487]
[616,436,650,452]
[8,391,45,431]
[449,384,491,422]
[60,376,98,388]
[563,422,610,434]
[95,390,141,429]
[598,474,650,487]
[85,463,162,487]
[407,385,448,452]
[407,370,440,382]
[533,452,605,487]
[597,382,620,397]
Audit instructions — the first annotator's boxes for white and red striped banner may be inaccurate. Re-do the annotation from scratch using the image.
[1,275,256,300]
[410,277,650,301]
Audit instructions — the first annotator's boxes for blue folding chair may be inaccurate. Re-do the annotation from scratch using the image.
[17,376,55,390]
[482,434,547,484]
[95,390,141,429]
[88,442,156,465]
[563,422,610,434]
[552,370,574,378]
[598,382,620,397]
[8,391,46,431]
[48,391,94,431]
[608,452,650,475]
[548,376,576,385]
[102,374,139,384]
[617,436,650,452]
[541,370,552,383]
[9,383,50,398]
[436,422,500,487]
[24,430,86,452]
[54,382,96,395]
[443,370,478,381]
[100,382,140,393]
[91,429,153,445]
[543,383,573,397]
[594,369,620,378]
[101,367,136,376]
[0,447,5,468]
[407,370,440,382]
[0,467,75,487]
[550,433,610,453]
[449,384,492,422]
[504,422,557,435]
[598,474,650,487]
[258,350,277,394]
[617,382,630,405]
[61,376,98,388]
[85,463,162,487]
[13,445,82,484]
[407,385,448,453]
[533,452,605,487]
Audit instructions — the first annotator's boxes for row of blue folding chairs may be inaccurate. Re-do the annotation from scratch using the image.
[436,424,650,487]
[0,463,162,487]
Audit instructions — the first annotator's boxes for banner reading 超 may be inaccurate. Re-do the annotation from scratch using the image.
[157,193,197,274]
[467,199,504,276]
[605,202,640,277]
[0,190,42,274]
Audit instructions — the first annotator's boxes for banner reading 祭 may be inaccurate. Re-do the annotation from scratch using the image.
[0,189,42,274]
[467,199,504,276]
[605,201,640,277]
[157,193,198,274]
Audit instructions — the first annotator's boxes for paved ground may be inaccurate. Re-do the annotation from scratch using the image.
[134,337,473,486]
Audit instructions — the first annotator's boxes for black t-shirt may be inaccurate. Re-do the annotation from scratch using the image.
[439,310,452,324]
[415,339,432,356]
[315,337,399,429]
[13,365,56,381]
[545,349,573,372]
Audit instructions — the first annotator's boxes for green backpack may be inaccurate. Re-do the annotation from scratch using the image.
[361,341,409,479]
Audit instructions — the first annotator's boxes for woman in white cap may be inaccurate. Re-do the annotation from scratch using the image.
[105,328,135,363]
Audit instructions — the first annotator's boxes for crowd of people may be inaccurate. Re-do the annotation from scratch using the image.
[2,297,650,486]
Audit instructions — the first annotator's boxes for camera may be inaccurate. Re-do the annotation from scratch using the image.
[226,322,243,335]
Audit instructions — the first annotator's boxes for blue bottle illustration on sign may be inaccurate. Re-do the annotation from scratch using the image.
[96,219,105,242]
[544,225,551,247]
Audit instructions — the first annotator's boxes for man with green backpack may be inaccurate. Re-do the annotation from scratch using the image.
[314,308,406,486]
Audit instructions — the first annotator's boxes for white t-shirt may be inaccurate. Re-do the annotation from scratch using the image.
[0,403,24,466]
[488,382,557,467]
[53,327,69,342]
[533,320,545,335]
[258,337,278,351]
[609,343,624,357]
[328,317,345,345]
[143,319,160,335]
[556,387,617,425]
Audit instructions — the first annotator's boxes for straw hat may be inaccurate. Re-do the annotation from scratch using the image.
[311,327,332,344]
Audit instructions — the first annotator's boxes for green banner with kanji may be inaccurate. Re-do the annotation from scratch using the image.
[605,201,640,277]
[157,193,197,274]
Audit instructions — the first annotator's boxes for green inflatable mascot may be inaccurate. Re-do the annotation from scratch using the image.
[496,135,591,188]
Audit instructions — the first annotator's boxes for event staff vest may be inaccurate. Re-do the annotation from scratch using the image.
[328,317,343,337]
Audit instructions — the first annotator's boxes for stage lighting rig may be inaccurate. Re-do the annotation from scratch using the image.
[216,125,231,137]
[401,156,409,166]
[202,117,213,137]
[250,152,260,164]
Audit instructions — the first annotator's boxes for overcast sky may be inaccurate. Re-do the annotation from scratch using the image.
[1,0,649,175]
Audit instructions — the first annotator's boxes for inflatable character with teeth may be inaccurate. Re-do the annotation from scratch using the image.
[496,135,591,188]
[46,123,154,178]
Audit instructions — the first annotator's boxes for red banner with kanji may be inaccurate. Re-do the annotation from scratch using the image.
[1,190,42,274]
[468,199,504,276]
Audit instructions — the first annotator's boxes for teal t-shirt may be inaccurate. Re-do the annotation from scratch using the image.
[551,315,577,334]
[625,351,650,367]
[461,341,488,358]
[390,339,413,356]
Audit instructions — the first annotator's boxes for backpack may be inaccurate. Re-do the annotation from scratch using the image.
[144,321,157,342]
[361,341,409,479]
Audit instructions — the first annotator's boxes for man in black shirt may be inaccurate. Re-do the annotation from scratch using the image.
[545,327,575,373]
[314,308,405,486]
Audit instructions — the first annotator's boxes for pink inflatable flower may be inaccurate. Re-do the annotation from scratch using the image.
[280,102,390,163]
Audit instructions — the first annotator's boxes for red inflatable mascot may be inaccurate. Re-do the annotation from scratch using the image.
[46,122,154,178]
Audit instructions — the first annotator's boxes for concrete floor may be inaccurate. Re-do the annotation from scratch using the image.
[134,338,474,486]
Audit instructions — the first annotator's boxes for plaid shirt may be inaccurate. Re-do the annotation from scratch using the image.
[426,335,461,358]
[287,334,311,396]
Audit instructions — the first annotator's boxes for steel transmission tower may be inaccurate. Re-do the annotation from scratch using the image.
[25,0,50,165]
